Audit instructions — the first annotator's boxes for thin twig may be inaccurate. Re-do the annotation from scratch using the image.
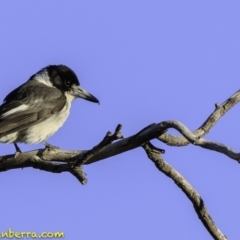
[160,120,240,163]
[158,89,240,146]
[74,124,123,166]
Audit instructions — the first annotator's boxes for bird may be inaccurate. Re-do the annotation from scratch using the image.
[0,64,99,155]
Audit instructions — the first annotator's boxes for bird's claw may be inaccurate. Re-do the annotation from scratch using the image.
[13,143,22,158]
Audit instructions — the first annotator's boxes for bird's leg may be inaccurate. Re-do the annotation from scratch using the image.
[14,143,22,158]
[41,141,59,151]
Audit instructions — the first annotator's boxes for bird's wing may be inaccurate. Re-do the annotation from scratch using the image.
[0,83,67,136]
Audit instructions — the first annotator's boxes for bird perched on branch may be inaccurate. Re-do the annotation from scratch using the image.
[0,65,99,155]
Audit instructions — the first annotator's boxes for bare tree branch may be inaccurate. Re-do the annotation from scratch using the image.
[159,120,240,162]
[158,89,240,146]
[142,141,228,240]
[1,118,239,174]
[1,89,239,238]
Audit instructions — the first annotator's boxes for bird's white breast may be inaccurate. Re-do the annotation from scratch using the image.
[23,105,70,143]
[22,93,74,143]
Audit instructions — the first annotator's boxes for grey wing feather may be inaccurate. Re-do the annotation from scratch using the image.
[0,88,66,137]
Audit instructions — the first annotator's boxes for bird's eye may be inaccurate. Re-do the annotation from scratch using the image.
[65,80,71,87]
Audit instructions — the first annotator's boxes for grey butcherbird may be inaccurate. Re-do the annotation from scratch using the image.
[0,64,99,154]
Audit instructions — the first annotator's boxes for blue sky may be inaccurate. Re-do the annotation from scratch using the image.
[0,1,240,239]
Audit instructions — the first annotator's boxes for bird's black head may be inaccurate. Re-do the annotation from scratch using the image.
[47,65,80,91]
[45,64,99,103]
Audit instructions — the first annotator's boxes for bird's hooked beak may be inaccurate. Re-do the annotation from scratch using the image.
[72,85,99,103]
